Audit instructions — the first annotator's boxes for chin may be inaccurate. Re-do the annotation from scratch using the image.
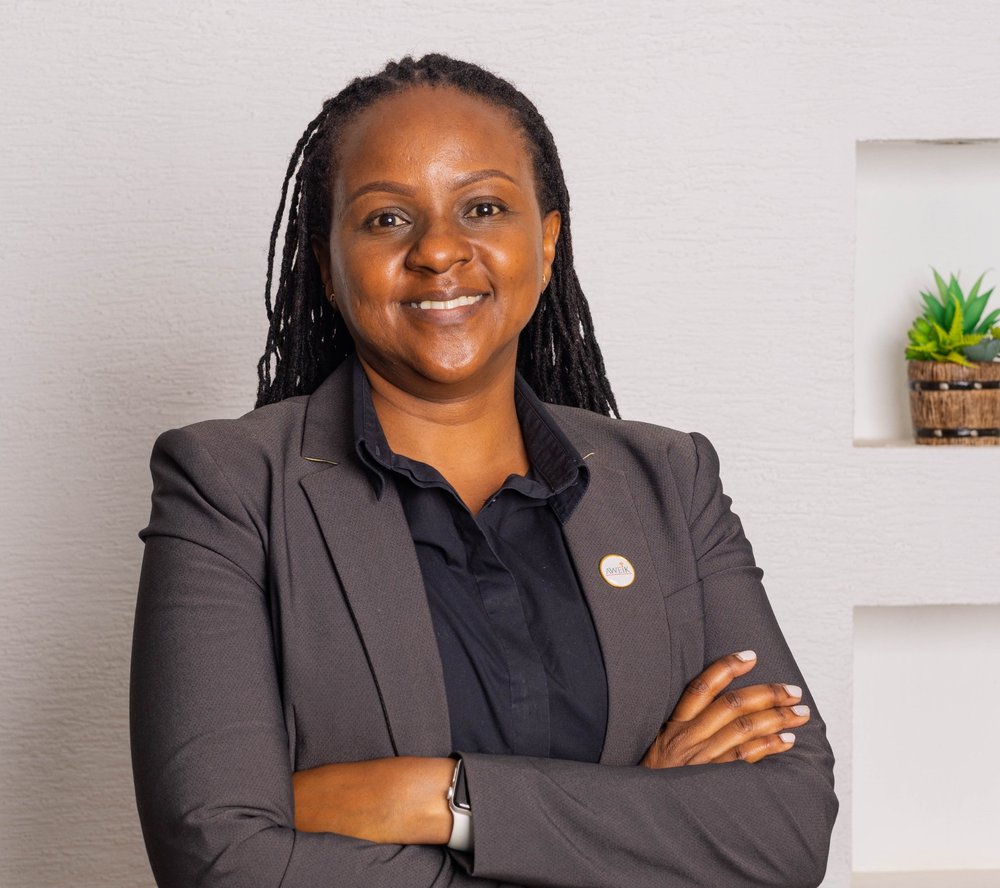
[359,336,519,395]
[400,354,513,396]
[427,342,522,384]
[415,360,488,388]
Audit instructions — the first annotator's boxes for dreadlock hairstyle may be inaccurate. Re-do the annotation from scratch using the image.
[255,53,619,417]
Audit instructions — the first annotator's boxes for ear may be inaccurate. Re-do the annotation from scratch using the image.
[311,234,336,307]
[541,210,561,283]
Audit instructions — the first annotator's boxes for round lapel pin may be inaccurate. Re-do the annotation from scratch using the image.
[599,554,635,588]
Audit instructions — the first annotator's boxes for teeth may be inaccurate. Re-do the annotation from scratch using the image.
[412,293,486,310]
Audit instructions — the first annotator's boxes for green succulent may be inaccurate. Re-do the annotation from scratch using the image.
[920,270,1000,336]
[906,297,983,365]
[906,270,1000,364]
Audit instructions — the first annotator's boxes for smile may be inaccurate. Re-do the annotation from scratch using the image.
[407,293,488,311]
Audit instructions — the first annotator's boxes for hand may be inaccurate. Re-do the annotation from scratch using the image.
[641,651,810,769]
[293,756,455,844]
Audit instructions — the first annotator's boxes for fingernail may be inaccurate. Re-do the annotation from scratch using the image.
[791,704,810,717]
[783,684,802,698]
[735,650,756,661]
[779,732,796,745]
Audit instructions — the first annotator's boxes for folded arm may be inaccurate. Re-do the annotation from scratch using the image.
[450,432,838,887]
[130,427,521,888]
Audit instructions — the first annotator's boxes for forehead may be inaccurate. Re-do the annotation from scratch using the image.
[331,85,535,201]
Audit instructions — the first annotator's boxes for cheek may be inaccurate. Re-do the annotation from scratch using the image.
[335,245,381,289]
[332,250,401,321]
[483,229,543,282]
[335,301,398,360]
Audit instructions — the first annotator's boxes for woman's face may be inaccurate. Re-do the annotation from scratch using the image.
[315,85,561,399]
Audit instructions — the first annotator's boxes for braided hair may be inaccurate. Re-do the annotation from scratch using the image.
[255,53,618,417]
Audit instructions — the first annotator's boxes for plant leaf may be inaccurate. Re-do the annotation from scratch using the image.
[921,291,947,325]
[979,307,1000,332]
[932,268,949,300]
[968,272,986,301]
[943,281,961,330]
[962,338,1000,362]
[965,291,990,333]
[948,297,965,339]
[908,323,936,347]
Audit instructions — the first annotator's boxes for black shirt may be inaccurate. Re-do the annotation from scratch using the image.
[353,360,608,762]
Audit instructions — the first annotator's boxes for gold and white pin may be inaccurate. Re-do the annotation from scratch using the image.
[599,554,635,588]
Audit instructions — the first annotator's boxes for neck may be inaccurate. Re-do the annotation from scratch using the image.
[359,358,530,513]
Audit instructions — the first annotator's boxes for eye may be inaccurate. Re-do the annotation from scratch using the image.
[466,201,505,219]
[365,211,409,230]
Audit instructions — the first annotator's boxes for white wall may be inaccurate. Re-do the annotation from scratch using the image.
[3,2,1000,885]
[853,605,1000,872]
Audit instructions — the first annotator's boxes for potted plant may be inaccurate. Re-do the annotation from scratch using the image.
[905,270,1000,444]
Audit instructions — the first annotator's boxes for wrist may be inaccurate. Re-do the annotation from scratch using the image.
[414,756,456,845]
[292,756,456,844]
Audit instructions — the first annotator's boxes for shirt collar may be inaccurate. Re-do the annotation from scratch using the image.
[352,357,589,522]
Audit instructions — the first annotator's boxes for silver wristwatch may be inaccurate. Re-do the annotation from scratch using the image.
[446,757,473,852]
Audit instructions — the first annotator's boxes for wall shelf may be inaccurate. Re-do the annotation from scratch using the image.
[853,139,1000,447]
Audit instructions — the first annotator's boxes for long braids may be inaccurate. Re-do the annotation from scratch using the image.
[255,54,618,417]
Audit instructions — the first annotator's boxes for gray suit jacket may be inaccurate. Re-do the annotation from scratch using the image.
[131,360,837,888]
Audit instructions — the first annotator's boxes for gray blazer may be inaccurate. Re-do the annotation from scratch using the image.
[131,360,837,888]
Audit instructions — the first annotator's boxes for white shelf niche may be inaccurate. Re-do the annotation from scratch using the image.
[853,139,1000,446]
[852,604,1000,874]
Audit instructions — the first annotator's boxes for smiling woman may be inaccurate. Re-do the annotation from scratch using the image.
[130,54,837,888]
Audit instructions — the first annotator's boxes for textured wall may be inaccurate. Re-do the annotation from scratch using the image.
[3,2,1000,885]
[853,605,1000,871]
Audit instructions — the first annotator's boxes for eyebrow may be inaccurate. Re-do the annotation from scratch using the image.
[345,168,519,206]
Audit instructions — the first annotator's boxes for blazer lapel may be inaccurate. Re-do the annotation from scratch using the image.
[563,452,673,766]
[299,364,452,757]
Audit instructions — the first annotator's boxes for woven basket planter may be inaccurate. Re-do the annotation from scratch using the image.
[908,361,1000,445]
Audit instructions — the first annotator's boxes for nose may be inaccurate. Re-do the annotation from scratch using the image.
[404,214,472,274]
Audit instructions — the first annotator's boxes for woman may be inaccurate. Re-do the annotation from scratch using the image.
[131,54,837,887]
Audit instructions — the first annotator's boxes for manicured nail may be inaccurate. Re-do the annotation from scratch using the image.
[779,732,796,745]
[735,650,756,661]
[783,684,802,698]
[791,704,810,717]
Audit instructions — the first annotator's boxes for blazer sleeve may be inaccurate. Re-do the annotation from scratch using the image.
[457,431,838,888]
[130,426,523,888]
